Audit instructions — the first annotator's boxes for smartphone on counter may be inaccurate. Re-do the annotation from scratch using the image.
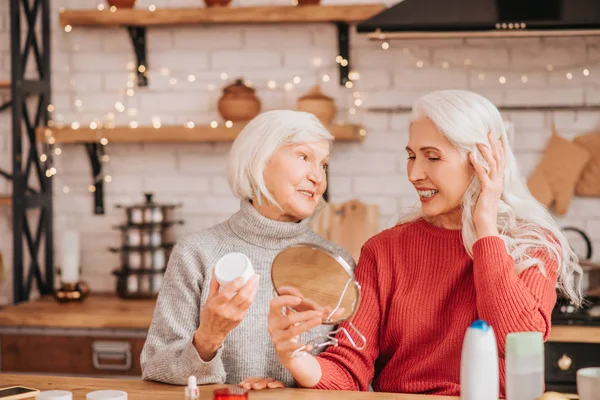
[0,386,40,399]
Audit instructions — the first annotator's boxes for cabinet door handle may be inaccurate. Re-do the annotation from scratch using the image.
[558,354,572,371]
[92,341,132,371]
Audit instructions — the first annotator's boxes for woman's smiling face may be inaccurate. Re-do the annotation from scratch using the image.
[406,117,473,228]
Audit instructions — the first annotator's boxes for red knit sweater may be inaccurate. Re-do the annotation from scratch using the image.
[314,218,558,397]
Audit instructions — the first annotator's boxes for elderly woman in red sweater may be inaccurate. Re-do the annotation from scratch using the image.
[243,89,583,396]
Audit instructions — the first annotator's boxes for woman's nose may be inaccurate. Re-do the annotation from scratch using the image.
[408,161,426,183]
[307,166,324,185]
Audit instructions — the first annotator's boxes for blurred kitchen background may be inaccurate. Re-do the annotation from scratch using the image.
[0,0,599,392]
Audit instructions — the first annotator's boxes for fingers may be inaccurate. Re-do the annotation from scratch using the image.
[207,274,220,300]
[251,377,275,390]
[324,306,346,321]
[469,152,490,185]
[240,377,263,385]
[297,297,321,312]
[498,138,506,171]
[489,133,503,170]
[477,141,496,175]
[239,377,263,390]
[267,380,285,389]
[270,309,323,332]
[274,339,314,357]
[277,286,304,298]
[218,276,246,300]
[239,377,285,390]
[273,316,323,344]
[270,295,303,317]
[230,275,260,310]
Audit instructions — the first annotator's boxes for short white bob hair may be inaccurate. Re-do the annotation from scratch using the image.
[227,110,334,209]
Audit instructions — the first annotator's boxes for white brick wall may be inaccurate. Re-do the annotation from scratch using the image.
[1,0,600,299]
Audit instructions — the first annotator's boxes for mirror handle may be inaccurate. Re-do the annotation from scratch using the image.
[342,322,367,351]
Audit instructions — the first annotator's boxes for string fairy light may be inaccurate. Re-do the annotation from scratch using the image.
[77,17,600,195]
[45,26,376,194]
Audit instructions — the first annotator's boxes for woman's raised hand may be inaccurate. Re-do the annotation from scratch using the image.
[268,295,324,365]
[193,274,260,361]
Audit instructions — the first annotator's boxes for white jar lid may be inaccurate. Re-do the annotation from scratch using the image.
[215,252,253,285]
[37,391,73,400]
[86,390,128,400]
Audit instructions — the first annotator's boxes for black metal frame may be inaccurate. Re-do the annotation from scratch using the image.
[10,0,54,303]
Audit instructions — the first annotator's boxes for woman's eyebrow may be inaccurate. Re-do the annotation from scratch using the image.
[405,146,442,152]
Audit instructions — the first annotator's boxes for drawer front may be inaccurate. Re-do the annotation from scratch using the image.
[0,334,146,376]
[545,342,600,385]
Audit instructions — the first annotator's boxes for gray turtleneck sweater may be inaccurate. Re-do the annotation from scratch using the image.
[140,200,355,386]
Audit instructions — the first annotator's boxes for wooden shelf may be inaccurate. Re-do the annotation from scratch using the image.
[57,4,384,87]
[59,5,385,26]
[0,81,10,89]
[37,123,366,144]
[0,196,12,206]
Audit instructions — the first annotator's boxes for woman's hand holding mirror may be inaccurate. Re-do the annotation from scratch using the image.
[268,295,324,362]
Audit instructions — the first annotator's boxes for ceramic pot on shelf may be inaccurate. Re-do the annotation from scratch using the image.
[204,0,232,7]
[217,79,262,122]
[106,0,137,8]
[296,0,321,5]
[297,85,336,125]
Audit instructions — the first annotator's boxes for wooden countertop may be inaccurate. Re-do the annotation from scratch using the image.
[0,374,455,400]
[1,295,599,344]
[547,325,600,344]
[0,294,155,330]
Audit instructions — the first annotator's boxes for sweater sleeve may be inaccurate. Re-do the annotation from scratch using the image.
[140,243,227,385]
[472,236,559,357]
[312,243,381,391]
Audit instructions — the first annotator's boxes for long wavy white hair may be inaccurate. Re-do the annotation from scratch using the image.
[397,90,583,306]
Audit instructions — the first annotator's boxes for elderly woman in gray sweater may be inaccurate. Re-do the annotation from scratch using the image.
[140,110,354,388]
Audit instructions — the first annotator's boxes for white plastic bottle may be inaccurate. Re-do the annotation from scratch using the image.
[460,319,499,400]
[185,375,199,400]
[505,331,544,400]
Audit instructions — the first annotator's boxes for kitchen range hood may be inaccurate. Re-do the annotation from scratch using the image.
[357,0,600,39]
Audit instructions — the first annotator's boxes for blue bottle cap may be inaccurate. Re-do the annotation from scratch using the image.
[470,319,490,332]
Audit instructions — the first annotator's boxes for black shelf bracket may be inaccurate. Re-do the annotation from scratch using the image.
[336,22,350,86]
[0,99,13,112]
[127,26,148,87]
[126,22,347,87]
[0,168,39,195]
[85,142,105,215]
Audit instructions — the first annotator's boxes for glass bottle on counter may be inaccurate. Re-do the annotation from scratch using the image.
[185,376,199,400]
[506,331,544,400]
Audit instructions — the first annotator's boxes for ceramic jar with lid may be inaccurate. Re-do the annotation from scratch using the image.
[106,0,136,8]
[297,85,337,125]
[217,79,261,122]
[204,0,231,6]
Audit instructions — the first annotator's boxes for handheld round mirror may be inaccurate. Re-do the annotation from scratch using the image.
[271,243,360,325]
